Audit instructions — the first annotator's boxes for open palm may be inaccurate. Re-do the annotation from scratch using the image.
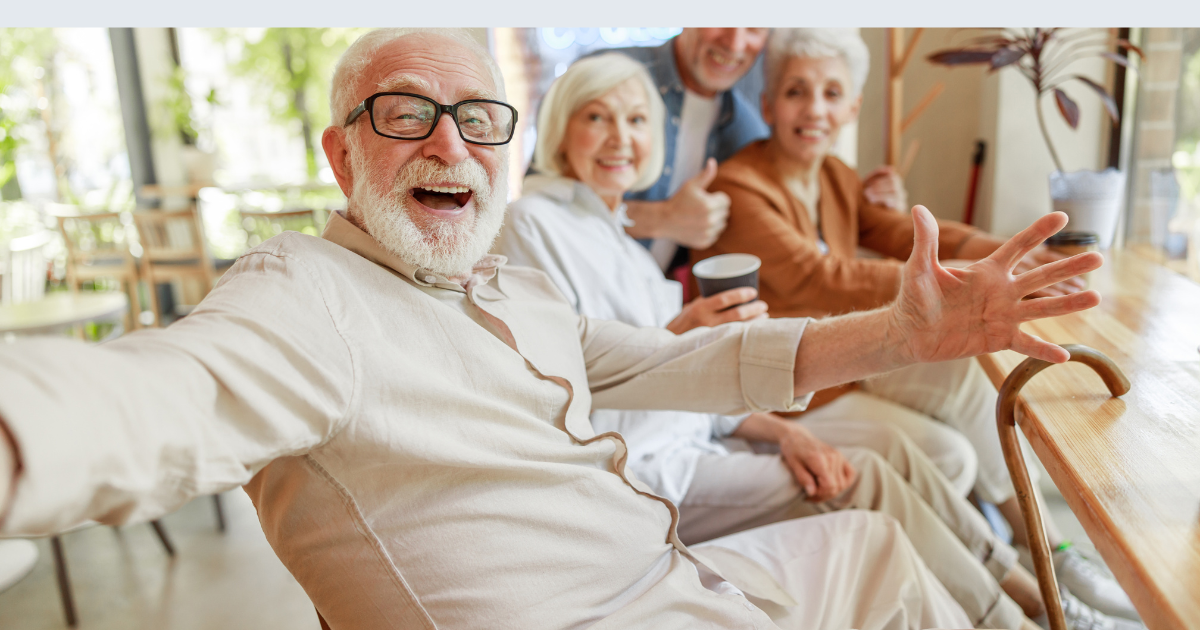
[889,207,1103,365]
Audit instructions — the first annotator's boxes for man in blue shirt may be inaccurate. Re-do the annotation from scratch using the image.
[611,29,770,267]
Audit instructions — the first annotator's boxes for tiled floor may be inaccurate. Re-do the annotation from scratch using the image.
[0,491,317,630]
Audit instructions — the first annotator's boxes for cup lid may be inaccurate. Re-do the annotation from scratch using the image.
[1046,231,1098,246]
[692,253,762,279]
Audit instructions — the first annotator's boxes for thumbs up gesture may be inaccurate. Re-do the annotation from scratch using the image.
[660,158,731,249]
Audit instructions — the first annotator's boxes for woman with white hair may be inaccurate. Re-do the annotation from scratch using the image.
[692,28,1142,629]
[494,52,1078,630]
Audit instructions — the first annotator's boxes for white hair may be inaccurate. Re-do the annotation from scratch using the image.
[329,28,506,128]
[765,29,870,99]
[532,52,665,192]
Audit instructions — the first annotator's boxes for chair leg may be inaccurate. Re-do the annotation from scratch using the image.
[144,270,161,327]
[149,520,176,557]
[50,536,78,627]
[125,276,142,330]
[212,494,226,533]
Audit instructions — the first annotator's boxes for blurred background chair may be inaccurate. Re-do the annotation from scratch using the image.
[239,208,318,249]
[53,209,143,330]
[132,207,233,326]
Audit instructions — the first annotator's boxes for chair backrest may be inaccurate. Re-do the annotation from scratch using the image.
[132,208,211,264]
[55,211,136,267]
[1,230,54,305]
[239,208,318,249]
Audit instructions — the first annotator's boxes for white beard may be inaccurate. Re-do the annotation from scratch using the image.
[350,150,507,278]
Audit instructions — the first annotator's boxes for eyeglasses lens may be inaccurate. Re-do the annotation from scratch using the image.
[371,95,514,144]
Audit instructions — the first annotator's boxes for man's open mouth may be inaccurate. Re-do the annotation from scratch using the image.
[411,185,473,211]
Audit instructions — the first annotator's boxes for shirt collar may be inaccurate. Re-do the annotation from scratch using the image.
[521,174,633,228]
[320,210,506,293]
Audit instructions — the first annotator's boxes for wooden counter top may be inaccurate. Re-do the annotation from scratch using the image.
[975,249,1200,630]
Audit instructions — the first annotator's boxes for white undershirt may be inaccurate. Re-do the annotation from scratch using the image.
[784,176,829,255]
[668,90,721,194]
[652,89,723,270]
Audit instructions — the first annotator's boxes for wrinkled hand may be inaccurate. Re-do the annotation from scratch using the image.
[887,206,1103,365]
[666,287,767,334]
[777,420,856,502]
[862,166,908,211]
[659,158,730,249]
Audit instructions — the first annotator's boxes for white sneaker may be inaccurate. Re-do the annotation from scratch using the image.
[1033,587,1146,630]
[1018,543,1141,621]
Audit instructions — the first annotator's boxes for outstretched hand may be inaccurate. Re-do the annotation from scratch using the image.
[887,206,1102,365]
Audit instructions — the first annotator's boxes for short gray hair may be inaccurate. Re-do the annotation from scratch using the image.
[329,28,506,129]
[765,29,870,100]
[532,52,665,193]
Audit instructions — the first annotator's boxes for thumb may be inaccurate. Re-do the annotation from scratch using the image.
[909,205,940,271]
[693,157,719,189]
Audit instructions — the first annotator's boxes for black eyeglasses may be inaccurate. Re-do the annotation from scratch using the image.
[344,92,518,146]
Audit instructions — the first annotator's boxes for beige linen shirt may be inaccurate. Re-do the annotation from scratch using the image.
[0,212,811,629]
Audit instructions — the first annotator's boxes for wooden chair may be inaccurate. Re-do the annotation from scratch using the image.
[54,211,143,330]
[132,208,230,326]
[239,208,318,249]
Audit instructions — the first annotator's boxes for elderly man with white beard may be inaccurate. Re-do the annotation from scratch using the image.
[0,28,1103,630]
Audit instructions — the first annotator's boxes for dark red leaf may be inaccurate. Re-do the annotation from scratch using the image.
[928,49,997,66]
[1055,88,1080,129]
[1071,75,1120,124]
[990,47,1026,70]
[1099,51,1132,68]
[1116,39,1145,59]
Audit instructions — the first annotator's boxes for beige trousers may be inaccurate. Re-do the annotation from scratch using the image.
[695,510,973,630]
[858,357,1036,504]
[679,420,1024,629]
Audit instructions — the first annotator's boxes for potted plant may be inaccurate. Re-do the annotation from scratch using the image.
[929,28,1143,248]
[161,66,220,185]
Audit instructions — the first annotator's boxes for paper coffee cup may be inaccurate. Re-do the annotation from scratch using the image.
[692,254,761,298]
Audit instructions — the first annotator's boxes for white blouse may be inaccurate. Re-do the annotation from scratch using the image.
[496,174,749,505]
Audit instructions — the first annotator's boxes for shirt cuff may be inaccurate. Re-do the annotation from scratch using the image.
[711,413,750,439]
[738,317,813,413]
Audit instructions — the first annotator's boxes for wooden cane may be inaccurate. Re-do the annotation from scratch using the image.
[995,344,1130,630]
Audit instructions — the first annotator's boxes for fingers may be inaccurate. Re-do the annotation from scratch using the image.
[841,458,857,487]
[1010,330,1071,363]
[1014,251,1102,296]
[988,212,1069,271]
[713,300,768,324]
[808,454,839,502]
[694,157,719,188]
[707,287,758,310]
[907,205,940,271]
[1017,290,1101,322]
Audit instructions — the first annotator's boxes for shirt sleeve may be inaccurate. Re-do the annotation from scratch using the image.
[0,249,355,535]
[580,315,813,416]
[710,413,751,439]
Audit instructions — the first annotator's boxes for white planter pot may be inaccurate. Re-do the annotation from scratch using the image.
[1048,169,1126,249]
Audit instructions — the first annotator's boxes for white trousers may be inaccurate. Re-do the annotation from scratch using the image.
[857,357,1039,504]
[695,511,973,630]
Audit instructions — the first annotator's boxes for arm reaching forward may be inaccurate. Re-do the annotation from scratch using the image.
[793,206,1102,395]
